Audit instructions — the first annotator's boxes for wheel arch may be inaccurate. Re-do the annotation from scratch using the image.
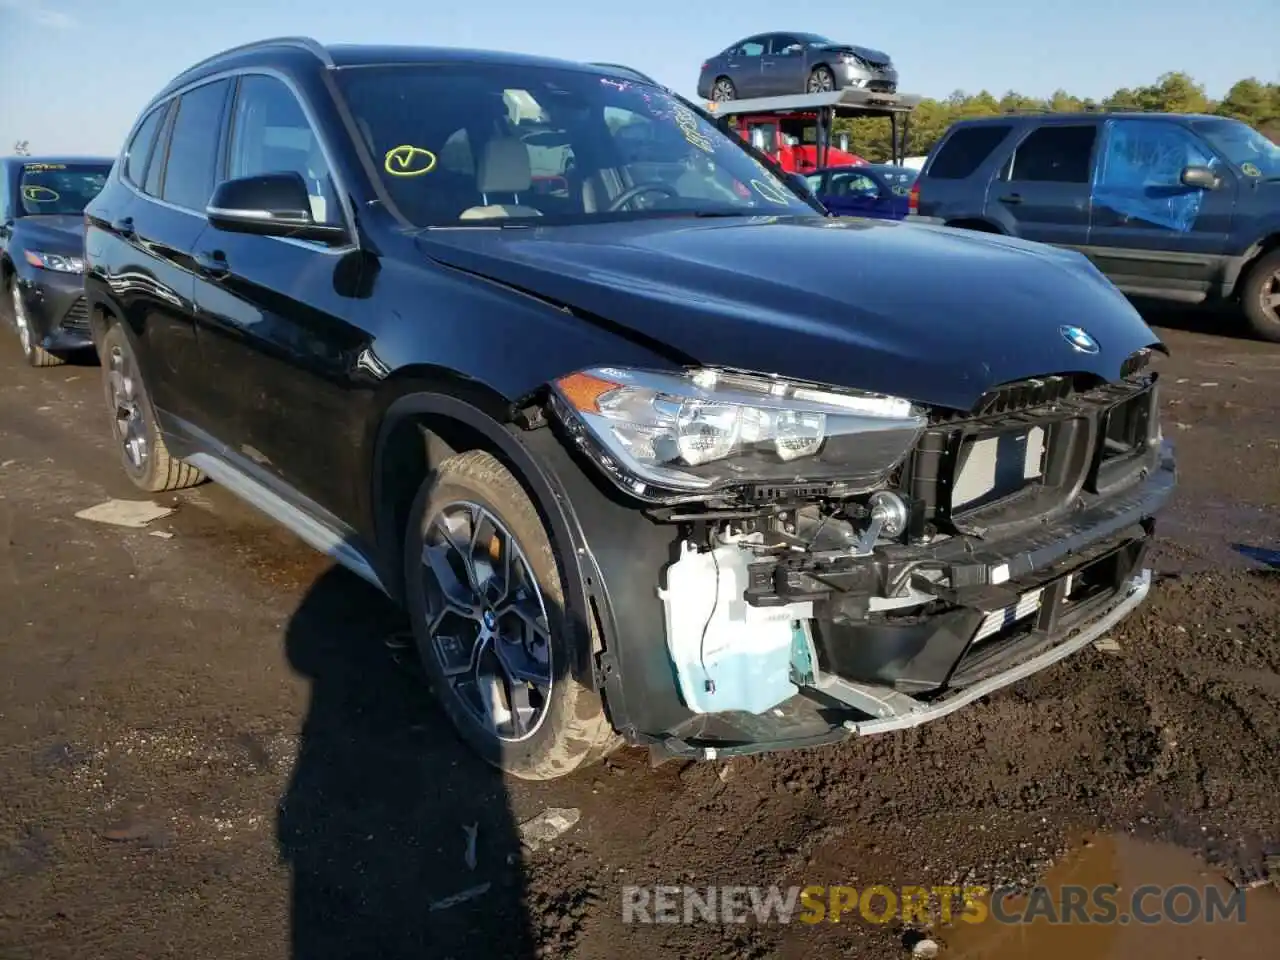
[1231,231,1280,298]
[370,383,604,690]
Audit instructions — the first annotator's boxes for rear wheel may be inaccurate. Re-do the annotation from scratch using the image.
[1240,248,1280,343]
[404,450,619,780]
[807,65,836,93]
[711,77,736,102]
[99,323,204,491]
[8,279,65,367]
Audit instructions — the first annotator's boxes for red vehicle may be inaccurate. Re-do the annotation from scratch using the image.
[730,112,865,172]
[705,88,919,174]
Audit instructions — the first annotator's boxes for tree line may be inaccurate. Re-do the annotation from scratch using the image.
[837,73,1279,162]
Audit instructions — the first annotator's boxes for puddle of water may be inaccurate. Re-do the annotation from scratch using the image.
[942,834,1280,959]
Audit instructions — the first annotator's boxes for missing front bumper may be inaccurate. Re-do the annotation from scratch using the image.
[649,567,1152,762]
[814,568,1150,734]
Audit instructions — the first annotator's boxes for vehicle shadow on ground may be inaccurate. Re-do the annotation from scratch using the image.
[1135,299,1252,340]
[280,565,537,959]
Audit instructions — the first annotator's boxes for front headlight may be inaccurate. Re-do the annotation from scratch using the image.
[550,366,926,502]
[24,249,84,273]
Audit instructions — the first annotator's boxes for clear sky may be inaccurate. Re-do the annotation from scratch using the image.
[1,0,1276,155]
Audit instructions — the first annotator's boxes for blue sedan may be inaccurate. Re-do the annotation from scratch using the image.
[804,163,918,221]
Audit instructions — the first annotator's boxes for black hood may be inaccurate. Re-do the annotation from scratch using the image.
[15,214,85,255]
[416,216,1164,412]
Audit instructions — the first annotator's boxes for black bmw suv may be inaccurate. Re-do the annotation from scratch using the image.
[85,38,1175,780]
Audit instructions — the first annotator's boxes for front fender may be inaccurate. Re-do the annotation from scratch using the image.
[370,392,626,701]
[365,253,677,405]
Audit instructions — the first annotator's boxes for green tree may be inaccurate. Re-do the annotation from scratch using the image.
[1216,78,1277,128]
[1134,72,1210,114]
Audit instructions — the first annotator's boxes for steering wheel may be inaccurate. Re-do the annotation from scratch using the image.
[605,182,680,212]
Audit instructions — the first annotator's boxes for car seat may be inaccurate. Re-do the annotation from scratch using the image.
[458,138,543,220]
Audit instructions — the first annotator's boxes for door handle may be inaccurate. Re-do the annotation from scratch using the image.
[194,250,229,278]
[111,216,135,238]
[998,194,1024,205]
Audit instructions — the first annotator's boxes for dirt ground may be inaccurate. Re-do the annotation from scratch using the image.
[1,306,1278,959]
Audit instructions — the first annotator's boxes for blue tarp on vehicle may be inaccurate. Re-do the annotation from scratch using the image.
[1092,120,1219,234]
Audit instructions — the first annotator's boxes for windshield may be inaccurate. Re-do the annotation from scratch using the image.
[336,63,819,227]
[793,33,834,46]
[1190,118,1280,179]
[18,162,110,216]
[866,164,918,188]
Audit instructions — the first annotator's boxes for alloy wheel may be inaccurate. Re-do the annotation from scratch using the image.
[11,286,32,357]
[712,79,735,102]
[808,70,835,93]
[107,344,149,470]
[420,500,552,743]
[1262,269,1280,322]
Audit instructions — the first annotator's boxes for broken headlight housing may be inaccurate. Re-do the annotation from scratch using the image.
[550,366,927,503]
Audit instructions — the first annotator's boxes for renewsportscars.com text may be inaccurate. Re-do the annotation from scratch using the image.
[621,884,1248,926]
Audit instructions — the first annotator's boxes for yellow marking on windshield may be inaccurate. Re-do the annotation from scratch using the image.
[750,178,791,205]
[22,185,60,202]
[1241,162,1261,178]
[671,104,715,155]
[384,145,438,177]
[23,163,66,171]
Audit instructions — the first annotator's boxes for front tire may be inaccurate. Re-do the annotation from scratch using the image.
[99,323,204,492]
[1240,248,1280,343]
[807,65,836,94]
[403,450,618,780]
[8,278,65,367]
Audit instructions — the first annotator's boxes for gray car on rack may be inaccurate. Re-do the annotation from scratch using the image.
[697,32,898,102]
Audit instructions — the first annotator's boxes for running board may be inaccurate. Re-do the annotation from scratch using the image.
[185,452,389,595]
[816,568,1152,734]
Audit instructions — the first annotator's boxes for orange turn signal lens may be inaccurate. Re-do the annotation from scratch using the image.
[554,371,621,413]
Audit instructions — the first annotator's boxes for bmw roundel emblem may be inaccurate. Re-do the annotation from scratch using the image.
[1059,325,1100,354]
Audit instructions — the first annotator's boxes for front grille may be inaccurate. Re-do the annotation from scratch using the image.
[901,375,1158,536]
[60,297,90,332]
[866,80,897,93]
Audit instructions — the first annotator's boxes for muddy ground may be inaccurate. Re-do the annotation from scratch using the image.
[1,306,1278,959]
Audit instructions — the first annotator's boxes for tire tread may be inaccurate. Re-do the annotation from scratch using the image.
[407,449,620,781]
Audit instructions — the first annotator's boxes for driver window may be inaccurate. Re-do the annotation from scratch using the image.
[227,74,340,226]
[831,172,879,197]
[748,124,779,155]
[770,36,802,56]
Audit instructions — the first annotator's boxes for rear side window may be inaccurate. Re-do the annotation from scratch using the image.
[1007,125,1097,183]
[927,125,1012,179]
[143,106,173,197]
[162,79,231,211]
[123,105,166,186]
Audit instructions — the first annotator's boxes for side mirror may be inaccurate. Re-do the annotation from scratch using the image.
[206,172,346,243]
[749,128,769,152]
[1180,165,1220,190]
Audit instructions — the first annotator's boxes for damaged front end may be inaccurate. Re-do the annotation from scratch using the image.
[544,355,1174,761]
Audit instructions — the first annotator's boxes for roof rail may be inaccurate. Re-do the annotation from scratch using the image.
[175,36,333,80]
